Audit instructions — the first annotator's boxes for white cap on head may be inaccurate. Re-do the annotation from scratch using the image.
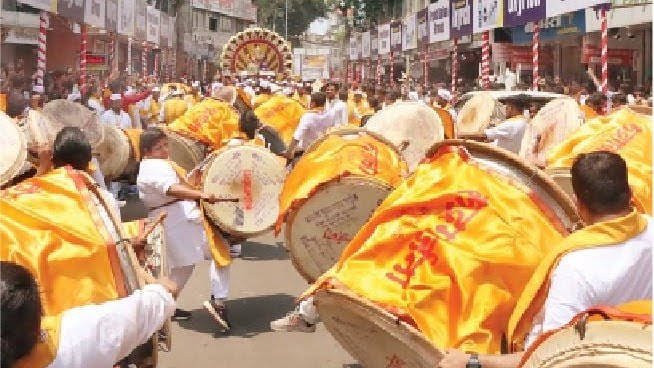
[152,86,161,92]
[260,80,270,89]
[67,92,81,101]
[172,90,184,97]
[32,85,44,94]
[437,89,452,101]
[110,93,122,101]
[192,81,200,87]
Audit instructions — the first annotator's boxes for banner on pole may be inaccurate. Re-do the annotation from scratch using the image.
[356,32,363,59]
[349,35,358,60]
[429,0,450,43]
[160,13,170,47]
[378,23,391,55]
[402,13,417,51]
[106,0,118,32]
[450,0,473,38]
[117,0,135,36]
[134,0,147,41]
[390,20,402,53]
[362,31,371,58]
[371,28,379,57]
[146,6,160,45]
[546,0,609,18]
[473,0,503,33]
[84,0,105,29]
[585,3,652,31]
[417,8,429,46]
[58,0,85,24]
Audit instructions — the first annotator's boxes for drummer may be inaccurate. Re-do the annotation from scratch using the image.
[101,94,133,129]
[284,92,336,161]
[159,91,188,125]
[1,261,177,368]
[137,127,232,331]
[439,151,652,368]
[458,98,528,155]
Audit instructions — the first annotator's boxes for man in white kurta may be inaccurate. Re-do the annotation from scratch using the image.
[137,155,231,330]
[101,94,133,129]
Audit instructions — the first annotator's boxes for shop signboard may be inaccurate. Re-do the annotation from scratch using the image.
[511,9,585,44]
[451,0,473,38]
[473,0,503,33]
[546,0,609,18]
[378,23,391,55]
[585,2,652,31]
[429,0,450,43]
[504,0,546,27]
[84,0,105,29]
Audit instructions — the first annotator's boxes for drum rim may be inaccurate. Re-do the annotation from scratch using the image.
[201,143,285,236]
[315,287,443,367]
[95,125,132,180]
[0,117,28,186]
[285,176,393,283]
[456,91,505,134]
[165,129,207,169]
[426,139,583,232]
[303,127,407,162]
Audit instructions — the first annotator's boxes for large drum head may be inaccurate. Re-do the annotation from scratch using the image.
[286,177,392,283]
[0,113,27,187]
[365,102,444,172]
[95,125,132,181]
[23,109,57,147]
[42,99,104,148]
[520,97,584,167]
[315,288,442,368]
[522,320,652,368]
[456,92,506,134]
[428,140,582,232]
[203,144,286,236]
[166,131,207,172]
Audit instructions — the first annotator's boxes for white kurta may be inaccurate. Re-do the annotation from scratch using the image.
[48,284,175,368]
[87,98,105,117]
[100,109,132,129]
[137,159,207,268]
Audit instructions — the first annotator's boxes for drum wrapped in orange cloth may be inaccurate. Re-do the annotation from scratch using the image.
[456,92,506,134]
[365,101,444,172]
[0,112,28,187]
[0,167,158,366]
[202,141,286,236]
[278,128,408,282]
[95,127,142,181]
[520,97,584,167]
[254,95,306,146]
[546,106,652,214]
[303,140,581,368]
[520,302,652,368]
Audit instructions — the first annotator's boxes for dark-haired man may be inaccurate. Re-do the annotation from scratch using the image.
[285,92,336,160]
[439,151,652,368]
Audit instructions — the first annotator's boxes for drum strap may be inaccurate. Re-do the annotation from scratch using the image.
[148,199,181,212]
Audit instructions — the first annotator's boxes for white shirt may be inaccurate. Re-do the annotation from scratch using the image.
[330,100,349,126]
[484,117,527,154]
[101,109,132,130]
[293,109,336,150]
[49,284,175,368]
[137,159,207,268]
[526,217,653,348]
[87,98,105,117]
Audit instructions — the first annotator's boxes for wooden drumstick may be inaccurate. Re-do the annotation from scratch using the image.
[140,212,167,239]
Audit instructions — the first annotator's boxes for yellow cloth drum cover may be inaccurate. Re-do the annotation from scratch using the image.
[254,95,306,146]
[520,98,584,167]
[168,98,240,150]
[0,112,27,186]
[202,143,286,236]
[456,92,506,134]
[365,101,444,172]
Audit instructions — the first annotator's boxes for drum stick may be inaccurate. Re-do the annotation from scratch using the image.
[398,140,410,152]
[140,212,167,239]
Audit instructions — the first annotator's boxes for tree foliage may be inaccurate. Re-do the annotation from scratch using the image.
[253,0,327,42]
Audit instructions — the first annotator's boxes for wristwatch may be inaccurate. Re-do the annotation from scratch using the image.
[466,353,482,368]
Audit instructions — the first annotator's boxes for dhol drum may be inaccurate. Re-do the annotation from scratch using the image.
[42,99,104,149]
[313,140,581,368]
[284,128,407,282]
[521,306,652,368]
[520,98,584,167]
[365,101,444,172]
[21,109,58,148]
[166,130,207,172]
[202,141,286,236]
[456,92,506,134]
[95,126,140,181]
[0,112,27,187]
[544,167,574,201]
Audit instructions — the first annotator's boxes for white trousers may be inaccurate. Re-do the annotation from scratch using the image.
[298,296,319,324]
[168,262,230,301]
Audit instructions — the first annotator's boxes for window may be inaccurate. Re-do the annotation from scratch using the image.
[209,17,218,31]
[220,17,232,32]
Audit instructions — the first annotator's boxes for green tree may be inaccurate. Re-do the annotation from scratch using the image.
[253,0,327,42]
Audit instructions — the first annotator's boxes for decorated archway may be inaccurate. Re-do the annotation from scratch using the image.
[220,28,293,76]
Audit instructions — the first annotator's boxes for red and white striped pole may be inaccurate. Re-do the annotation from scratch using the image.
[36,11,48,87]
[154,51,160,80]
[203,59,208,83]
[390,52,395,86]
[600,7,608,112]
[108,32,115,73]
[366,60,371,83]
[481,30,490,89]
[423,44,429,86]
[80,24,87,94]
[532,23,539,91]
[142,42,148,77]
[376,56,381,86]
[451,37,458,96]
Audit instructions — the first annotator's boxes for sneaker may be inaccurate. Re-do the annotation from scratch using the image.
[172,308,192,320]
[203,299,231,331]
[270,310,316,333]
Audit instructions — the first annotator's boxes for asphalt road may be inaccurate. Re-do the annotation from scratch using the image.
[121,194,358,368]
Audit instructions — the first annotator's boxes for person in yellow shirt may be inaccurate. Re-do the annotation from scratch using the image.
[159,91,189,125]
[347,91,372,126]
[252,83,272,108]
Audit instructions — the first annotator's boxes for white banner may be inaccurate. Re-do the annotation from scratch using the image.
[547,0,608,17]
[585,3,652,31]
[349,36,358,60]
[378,23,391,55]
[134,0,147,41]
[117,0,134,36]
[402,13,417,50]
[160,13,169,47]
[429,1,450,43]
[84,0,105,29]
[146,6,160,45]
[106,0,118,32]
[18,0,56,11]
[473,0,503,33]
[362,31,371,58]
